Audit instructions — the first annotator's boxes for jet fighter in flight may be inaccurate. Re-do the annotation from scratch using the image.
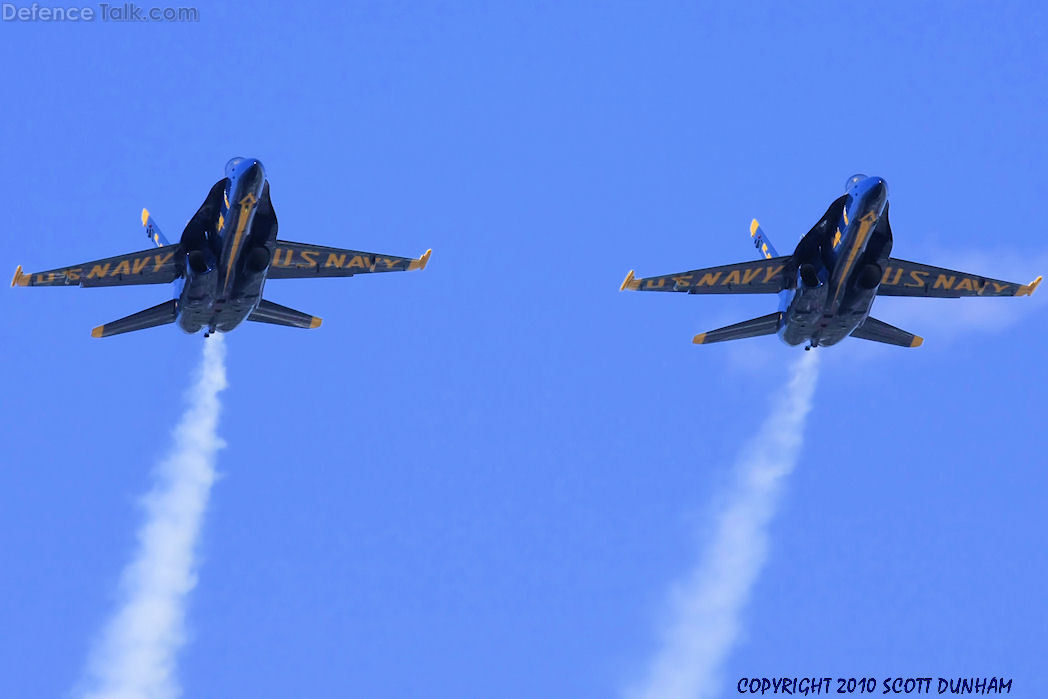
[11,157,431,337]
[620,175,1041,348]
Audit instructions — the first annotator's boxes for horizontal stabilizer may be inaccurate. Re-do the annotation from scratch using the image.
[850,316,923,348]
[247,299,322,329]
[693,312,782,345]
[91,299,178,338]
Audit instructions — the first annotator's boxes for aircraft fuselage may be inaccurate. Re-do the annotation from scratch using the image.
[175,157,277,335]
[778,175,892,347]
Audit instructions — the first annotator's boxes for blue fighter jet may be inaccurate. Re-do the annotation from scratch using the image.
[12,157,431,337]
[621,175,1041,348]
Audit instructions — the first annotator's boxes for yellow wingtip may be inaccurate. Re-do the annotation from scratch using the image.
[692,333,707,344]
[620,270,640,291]
[91,325,105,338]
[408,248,432,271]
[750,219,759,236]
[910,335,924,348]
[11,265,28,287]
[309,316,323,329]
[1018,275,1042,297]
[141,208,150,227]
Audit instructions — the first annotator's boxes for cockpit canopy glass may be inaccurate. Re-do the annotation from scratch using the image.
[845,174,867,191]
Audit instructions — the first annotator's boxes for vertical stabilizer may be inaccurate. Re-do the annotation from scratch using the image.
[750,219,779,260]
[142,209,171,247]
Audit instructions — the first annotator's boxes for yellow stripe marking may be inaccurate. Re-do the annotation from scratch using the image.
[831,211,877,304]
[141,208,150,227]
[223,192,257,292]
[750,219,759,236]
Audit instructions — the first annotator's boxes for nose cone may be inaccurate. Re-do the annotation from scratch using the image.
[866,177,887,208]
[224,156,266,181]
[229,158,266,202]
[242,158,265,180]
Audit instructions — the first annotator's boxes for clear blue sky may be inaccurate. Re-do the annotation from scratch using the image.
[2,2,1046,696]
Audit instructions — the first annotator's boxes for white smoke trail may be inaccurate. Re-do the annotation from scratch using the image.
[630,350,820,699]
[81,336,227,699]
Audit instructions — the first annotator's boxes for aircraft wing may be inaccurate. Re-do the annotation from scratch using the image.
[620,256,792,294]
[11,244,181,288]
[267,240,431,279]
[877,258,1041,298]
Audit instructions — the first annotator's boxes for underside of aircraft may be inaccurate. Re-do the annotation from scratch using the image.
[12,158,431,338]
[621,175,1041,348]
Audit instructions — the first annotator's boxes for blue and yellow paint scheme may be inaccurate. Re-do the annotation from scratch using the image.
[621,174,1041,348]
[11,157,432,338]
